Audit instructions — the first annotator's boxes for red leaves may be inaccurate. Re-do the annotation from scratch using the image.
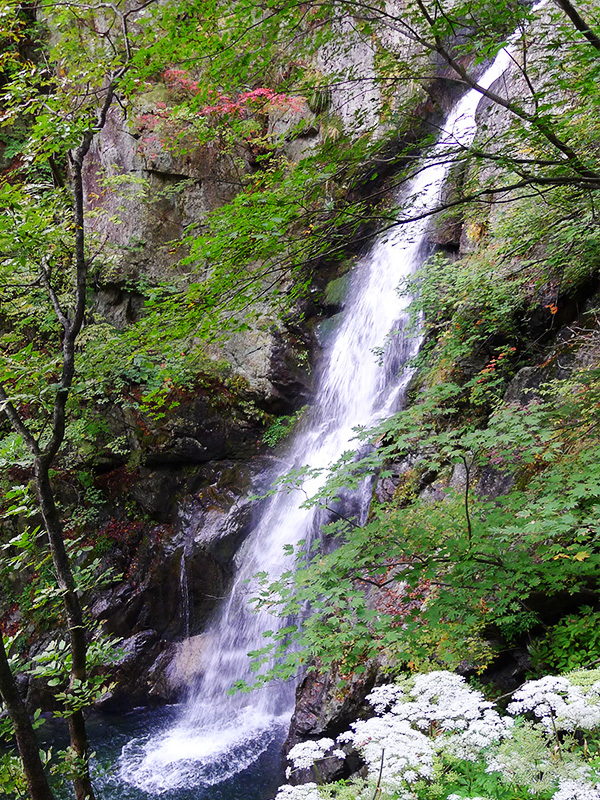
[98,518,145,544]
[475,346,517,383]
[161,67,303,117]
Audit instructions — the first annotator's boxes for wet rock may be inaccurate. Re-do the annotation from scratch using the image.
[101,633,211,707]
[142,396,258,466]
[155,634,208,698]
[323,274,351,309]
[287,662,377,749]
[503,366,543,405]
[95,630,169,710]
[128,469,186,520]
[285,663,377,786]
[90,458,273,708]
[175,479,267,636]
[428,162,467,253]
[314,313,344,347]
[108,527,223,640]
[476,465,514,498]
[267,330,312,412]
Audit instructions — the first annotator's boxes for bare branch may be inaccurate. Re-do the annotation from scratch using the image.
[0,384,40,456]
[39,257,69,331]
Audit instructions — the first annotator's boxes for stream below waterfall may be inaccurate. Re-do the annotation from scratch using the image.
[43,708,285,800]
[76,43,516,800]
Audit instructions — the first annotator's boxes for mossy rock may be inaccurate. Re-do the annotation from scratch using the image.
[307,86,332,115]
[324,274,351,307]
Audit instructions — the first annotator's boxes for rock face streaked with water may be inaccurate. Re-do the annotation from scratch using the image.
[117,47,514,797]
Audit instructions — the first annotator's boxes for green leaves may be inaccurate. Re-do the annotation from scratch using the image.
[250,365,600,683]
[530,608,600,674]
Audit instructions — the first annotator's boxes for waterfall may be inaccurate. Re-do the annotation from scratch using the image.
[118,47,513,796]
[179,542,191,641]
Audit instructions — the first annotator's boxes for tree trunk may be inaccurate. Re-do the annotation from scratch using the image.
[0,60,122,800]
[0,635,56,800]
[34,459,95,800]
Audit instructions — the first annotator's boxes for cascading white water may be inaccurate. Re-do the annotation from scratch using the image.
[118,47,514,796]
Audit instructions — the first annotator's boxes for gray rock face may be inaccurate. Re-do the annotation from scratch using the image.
[91,383,267,474]
[287,663,377,748]
[90,457,276,706]
[268,98,321,162]
[84,105,248,288]
[83,94,319,402]
[142,395,257,466]
[284,663,375,786]
[95,630,165,710]
[503,366,544,406]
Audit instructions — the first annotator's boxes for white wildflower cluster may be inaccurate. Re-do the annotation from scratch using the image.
[444,706,514,761]
[288,738,336,770]
[507,675,600,732]
[553,779,600,800]
[365,671,513,762]
[366,683,406,714]
[275,783,323,800]
[271,670,600,800]
[337,671,513,789]
[367,672,508,735]
[339,716,434,789]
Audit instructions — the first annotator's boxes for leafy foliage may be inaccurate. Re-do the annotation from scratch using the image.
[264,407,307,448]
[530,609,600,675]
[248,362,600,685]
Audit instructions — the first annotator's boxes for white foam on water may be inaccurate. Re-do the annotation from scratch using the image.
[118,708,288,793]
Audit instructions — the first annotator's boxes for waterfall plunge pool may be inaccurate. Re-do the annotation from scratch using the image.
[45,706,287,800]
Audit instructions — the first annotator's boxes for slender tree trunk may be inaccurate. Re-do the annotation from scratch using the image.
[0,636,56,800]
[34,459,95,800]
[0,54,122,800]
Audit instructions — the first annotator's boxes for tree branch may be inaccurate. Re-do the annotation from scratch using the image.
[461,455,472,549]
[0,384,40,456]
[411,0,600,185]
[553,0,600,52]
[0,636,55,800]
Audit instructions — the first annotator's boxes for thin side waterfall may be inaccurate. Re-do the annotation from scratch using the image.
[118,47,514,795]
[179,542,191,640]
